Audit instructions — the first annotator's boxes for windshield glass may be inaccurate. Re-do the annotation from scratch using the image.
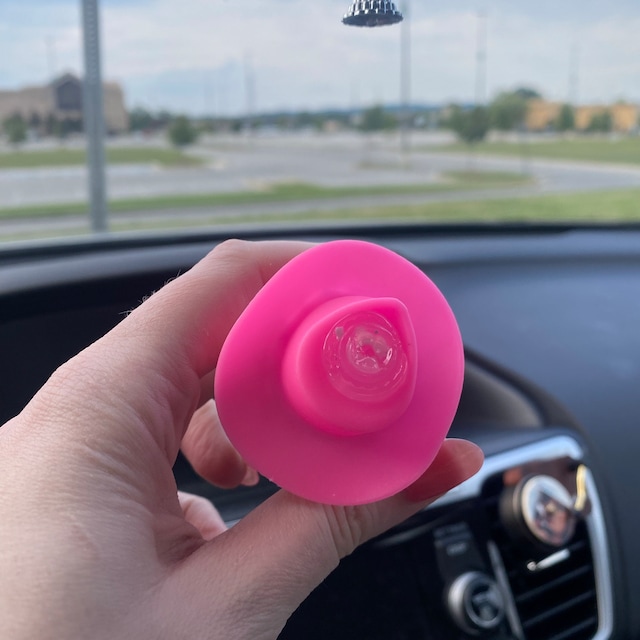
[1,0,639,244]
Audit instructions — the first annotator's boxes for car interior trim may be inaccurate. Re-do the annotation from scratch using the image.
[488,540,526,640]
[429,434,613,639]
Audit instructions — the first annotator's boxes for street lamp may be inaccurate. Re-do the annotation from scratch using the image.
[399,0,411,155]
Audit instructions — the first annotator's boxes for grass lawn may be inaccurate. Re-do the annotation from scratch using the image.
[0,171,531,220]
[0,147,202,169]
[297,189,640,224]
[108,188,640,232]
[2,186,639,242]
[435,137,640,165]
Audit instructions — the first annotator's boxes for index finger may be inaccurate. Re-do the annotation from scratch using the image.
[24,240,311,462]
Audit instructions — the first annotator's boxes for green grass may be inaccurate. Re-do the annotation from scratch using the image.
[0,147,202,169]
[87,187,640,232]
[440,170,527,186]
[299,189,640,223]
[95,188,640,237]
[0,171,531,220]
[435,138,640,165]
[2,187,639,243]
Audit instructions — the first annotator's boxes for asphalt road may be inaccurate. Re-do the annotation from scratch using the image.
[2,133,640,239]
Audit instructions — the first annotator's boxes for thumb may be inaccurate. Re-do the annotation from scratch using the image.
[166,439,483,639]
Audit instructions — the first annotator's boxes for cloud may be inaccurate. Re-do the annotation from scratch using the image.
[0,2,80,86]
[0,0,638,113]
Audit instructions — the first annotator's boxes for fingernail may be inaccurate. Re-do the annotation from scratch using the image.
[241,466,260,487]
[404,471,461,503]
[404,440,484,503]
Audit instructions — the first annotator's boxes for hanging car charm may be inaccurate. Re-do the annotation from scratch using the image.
[342,1,403,27]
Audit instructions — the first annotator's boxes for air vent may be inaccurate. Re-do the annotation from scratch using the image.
[483,481,599,640]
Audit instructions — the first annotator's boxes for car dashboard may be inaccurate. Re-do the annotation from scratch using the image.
[1,223,638,639]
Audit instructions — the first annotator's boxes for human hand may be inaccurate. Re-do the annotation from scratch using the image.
[0,240,483,640]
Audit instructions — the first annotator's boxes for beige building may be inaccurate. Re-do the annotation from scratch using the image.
[0,73,128,134]
[525,100,562,131]
[525,99,639,133]
[574,103,638,132]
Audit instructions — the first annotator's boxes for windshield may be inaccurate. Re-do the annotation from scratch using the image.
[1,0,639,244]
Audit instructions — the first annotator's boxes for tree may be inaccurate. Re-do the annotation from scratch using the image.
[587,111,613,133]
[168,116,198,147]
[129,107,155,132]
[359,105,397,132]
[512,87,541,100]
[3,113,27,146]
[52,119,65,139]
[292,111,322,130]
[156,110,175,128]
[489,92,528,131]
[447,105,490,144]
[555,104,575,132]
[44,113,59,137]
[28,112,42,132]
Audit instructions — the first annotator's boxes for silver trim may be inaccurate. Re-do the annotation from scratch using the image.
[488,541,525,640]
[428,435,584,509]
[429,435,613,640]
[585,466,614,639]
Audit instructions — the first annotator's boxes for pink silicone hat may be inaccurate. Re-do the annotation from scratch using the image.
[214,240,464,505]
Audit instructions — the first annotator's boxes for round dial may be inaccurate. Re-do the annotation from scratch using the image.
[447,572,505,634]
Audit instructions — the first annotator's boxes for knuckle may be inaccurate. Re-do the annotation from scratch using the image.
[212,238,252,262]
[323,504,376,559]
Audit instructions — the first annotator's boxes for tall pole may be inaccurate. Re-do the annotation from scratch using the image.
[46,36,57,80]
[400,0,411,156]
[244,53,256,137]
[475,11,487,106]
[203,70,210,117]
[569,43,580,106]
[81,0,108,233]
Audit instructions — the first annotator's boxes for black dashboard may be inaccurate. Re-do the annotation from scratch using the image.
[1,224,637,639]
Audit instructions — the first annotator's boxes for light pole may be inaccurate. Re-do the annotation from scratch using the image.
[475,11,487,106]
[399,0,411,157]
[341,2,408,158]
[569,43,580,107]
[244,53,256,139]
[46,36,57,80]
[81,0,108,233]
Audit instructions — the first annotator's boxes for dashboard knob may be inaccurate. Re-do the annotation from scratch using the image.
[501,474,577,548]
[447,571,505,634]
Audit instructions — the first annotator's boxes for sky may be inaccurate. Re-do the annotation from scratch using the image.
[0,0,639,116]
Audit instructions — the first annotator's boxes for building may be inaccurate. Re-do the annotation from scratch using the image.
[0,73,128,135]
[525,100,562,131]
[574,103,638,132]
[525,99,639,133]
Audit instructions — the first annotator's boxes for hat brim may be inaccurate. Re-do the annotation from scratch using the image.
[215,240,464,505]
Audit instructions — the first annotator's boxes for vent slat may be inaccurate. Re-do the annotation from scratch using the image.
[515,565,592,604]
[546,616,599,640]
[521,589,596,629]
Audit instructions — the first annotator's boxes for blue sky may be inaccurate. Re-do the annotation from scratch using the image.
[1,0,639,115]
